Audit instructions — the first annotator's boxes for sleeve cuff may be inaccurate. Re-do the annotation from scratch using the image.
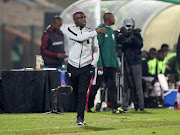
[90,31,97,38]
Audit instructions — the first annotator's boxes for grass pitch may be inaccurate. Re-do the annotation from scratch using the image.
[0,108,180,135]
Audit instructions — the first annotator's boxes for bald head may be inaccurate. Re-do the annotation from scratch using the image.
[53,16,62,23]
[73,11,86,28]
[52,16,62,31]
[103,12,115,26]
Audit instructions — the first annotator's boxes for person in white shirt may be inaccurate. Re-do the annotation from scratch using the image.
[61,11,106,125]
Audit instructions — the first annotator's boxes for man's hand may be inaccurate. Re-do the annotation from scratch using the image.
[96,28,106,34]
[98,66,103,75]
[57,53,68,59]
[98,66,103,71]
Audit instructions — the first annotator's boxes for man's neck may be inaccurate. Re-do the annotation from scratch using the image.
[79,26,84,30]
[104,22,110,27]
[75,25,84,30]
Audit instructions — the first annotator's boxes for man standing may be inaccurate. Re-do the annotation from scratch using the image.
[87,12,124,113]
[41,16,68,68]
[61,11,106,125]
[121,18,144,112]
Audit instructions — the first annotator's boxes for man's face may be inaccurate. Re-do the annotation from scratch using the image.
[74,13,86,28]
[158,52,165,61]
[149,51,157,60]
[164,50,168,57]
[162,47,169,56]
[52,20,62,31]
[109,14,115,25]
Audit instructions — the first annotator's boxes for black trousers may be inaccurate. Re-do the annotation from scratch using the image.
[88,67,118,110]
[67,64,93,119]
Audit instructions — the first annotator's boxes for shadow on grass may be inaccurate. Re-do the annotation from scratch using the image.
[130,110,154,114]
[79,125,115,131]
[107,110,154,116]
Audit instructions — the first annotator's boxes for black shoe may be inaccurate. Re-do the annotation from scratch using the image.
[76,116,85,125]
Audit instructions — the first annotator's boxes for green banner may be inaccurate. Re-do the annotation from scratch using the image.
[158,0,180,4]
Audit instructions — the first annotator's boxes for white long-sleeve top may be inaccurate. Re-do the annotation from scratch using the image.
[61,25,99,68]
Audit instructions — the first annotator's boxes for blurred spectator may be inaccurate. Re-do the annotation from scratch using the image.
[148,50,165,97]
[156,49,166,75]
[141,50,148,60]
[161,44,169,56]
[161,43,176,74]
[146,50,165,108]
[142,48,157,106]
[168,75,176,89]
[149,48,157,60]
[10,36,24,69]
[142,48,157,76]
[166,56,180,75]
[142,49,165,106]
[41,16,68,68]
[177,34,180,61]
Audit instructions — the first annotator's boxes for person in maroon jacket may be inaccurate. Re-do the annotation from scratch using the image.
[41,16,68,68]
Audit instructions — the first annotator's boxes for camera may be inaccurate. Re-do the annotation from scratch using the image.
[115,26,134,45]
[115,18,137,46]
[115,27,141,45]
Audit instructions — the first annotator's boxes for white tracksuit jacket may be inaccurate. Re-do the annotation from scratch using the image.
[61,25,99,68]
